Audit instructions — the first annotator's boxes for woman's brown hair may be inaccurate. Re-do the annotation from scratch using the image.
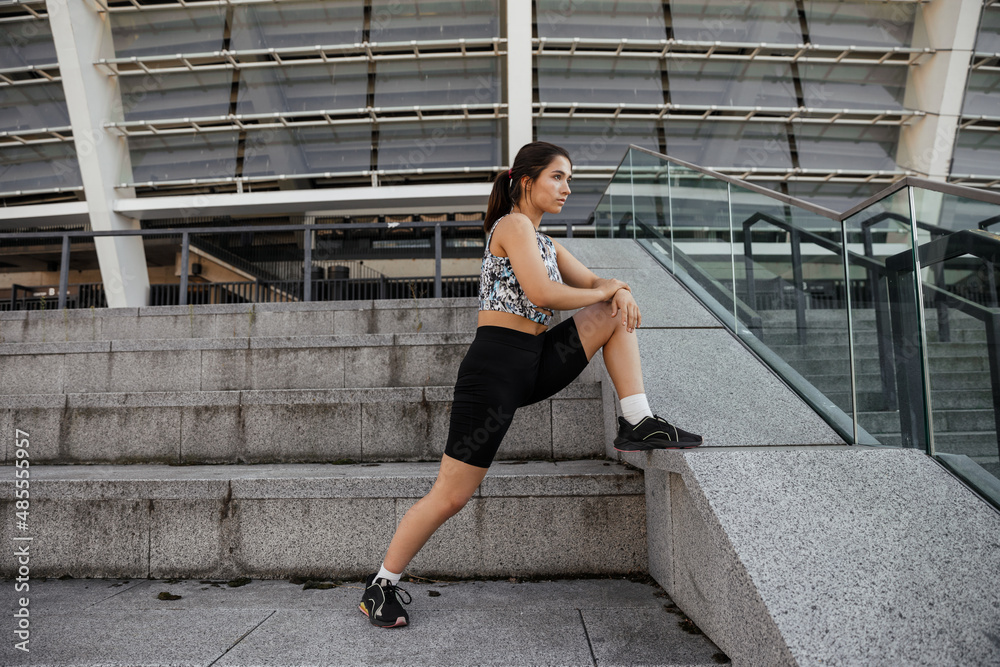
[484,141,572,233]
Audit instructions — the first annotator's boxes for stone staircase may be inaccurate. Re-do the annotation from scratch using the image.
[760,308,999,474]
[0,299,645,580]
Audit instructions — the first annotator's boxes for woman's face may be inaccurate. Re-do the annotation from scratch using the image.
[524,156,572,215]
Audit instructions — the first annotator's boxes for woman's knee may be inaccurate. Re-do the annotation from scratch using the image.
[575,301,617,348]
[436,491,473,518]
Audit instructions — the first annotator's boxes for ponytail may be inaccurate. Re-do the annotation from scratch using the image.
[484,141,572,234]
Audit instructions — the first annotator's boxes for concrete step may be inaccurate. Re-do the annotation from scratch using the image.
[0,331,609,395]
[825,388,995,412]
[766,341,988,361]
[860,409,998,435]
[759,309,984,329]
[0,460,646,580]
[806,371,990,395]
[761,326,989,347]
[784,354,990,377]
[873,431,999,457]
[0,578,727,667]
[0,298,480,344]
[0,383,604,465]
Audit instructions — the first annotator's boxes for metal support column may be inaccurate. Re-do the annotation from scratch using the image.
[58,235,70,310]
[434,223,443,298]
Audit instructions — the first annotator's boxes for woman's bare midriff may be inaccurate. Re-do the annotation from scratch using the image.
[477,309,549,336]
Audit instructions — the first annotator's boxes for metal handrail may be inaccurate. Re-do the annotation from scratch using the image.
[622,145,1000,222]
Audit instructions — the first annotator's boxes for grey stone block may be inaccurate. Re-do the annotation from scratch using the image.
[0,340,111,355]
[111,337,247,351]
[5,404,63,462]
[149,498,227,578]
[241,401,362,463]
[64,350,202,393]
[61,405,181,464]
[66,390,241,408]
[361,392,450,461]
[373,296,478,310]
[232,497,396,577]
[495,400,552,459]
[0,354,65,394]
[558,238,662,270]
[0,609,269,667]
[609,266,724,328]
[345,342,467,388]
[583,607,726,666]
[236,464,425,499]
[551,398,604,458]
[180,404,244,463]
[249,309,339,337]
[139,303,254,316]
[255,300,373,313]
[393,331,476,346]
[366,303,478,334]
[250,333,392,349]
[111,312,218,340]
[21,308,123,344]
[480,460,643,497]
[0,498,150,578]
[228,463,438,500]
[200,349,252,391]
[636,328,844,447]
[213,609,595,667]
[406,494,647,577]
[668,466,792,666]
[644,467,673,593]
[642,447,1000,667]
[241,347,346,390]
[332,305,378,334]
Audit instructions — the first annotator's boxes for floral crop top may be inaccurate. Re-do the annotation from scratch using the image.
[478,215,563,326]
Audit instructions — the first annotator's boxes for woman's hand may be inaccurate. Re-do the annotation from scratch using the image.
[593,277,630,300]
[610,287,641,333]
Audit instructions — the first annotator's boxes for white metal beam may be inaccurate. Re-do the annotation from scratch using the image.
[0,201,90,230]
[47,0,150,307]
[113,182,494,220]
[506,0,532,161]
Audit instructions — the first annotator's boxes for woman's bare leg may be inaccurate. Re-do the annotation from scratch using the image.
[381,453,489,573]
[572,301,644,399]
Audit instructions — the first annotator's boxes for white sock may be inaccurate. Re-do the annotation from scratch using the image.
[620,393,653,425]
[376,564,402,585]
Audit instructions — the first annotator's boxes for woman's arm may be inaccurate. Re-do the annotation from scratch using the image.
[552,240,641,330]
[493,215,627,311]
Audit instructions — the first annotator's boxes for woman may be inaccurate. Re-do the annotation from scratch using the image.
[359,141,702,628]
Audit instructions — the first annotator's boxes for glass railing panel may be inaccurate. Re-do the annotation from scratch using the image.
[603,149,638,240]
[910,188,1000,234]
[727,181,857,440]
[909,189,1000,491]
[843,186,928,449]
[625,146,673,256]
[641,155,737,327]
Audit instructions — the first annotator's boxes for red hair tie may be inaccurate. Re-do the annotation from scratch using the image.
[508,169,512,178]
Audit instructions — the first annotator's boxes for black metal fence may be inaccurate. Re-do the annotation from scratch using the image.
[0,220,511,311]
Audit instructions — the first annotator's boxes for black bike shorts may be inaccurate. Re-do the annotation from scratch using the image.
[444,317,590,468]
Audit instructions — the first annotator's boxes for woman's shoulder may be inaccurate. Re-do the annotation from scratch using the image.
[491,212,536,239]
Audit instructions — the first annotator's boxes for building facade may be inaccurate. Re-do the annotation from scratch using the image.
[1,0,998,306]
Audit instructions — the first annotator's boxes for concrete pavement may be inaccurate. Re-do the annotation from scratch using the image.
[1,576,728,666]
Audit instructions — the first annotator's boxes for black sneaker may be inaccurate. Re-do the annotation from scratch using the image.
[359,573,412,628]
[614,415,703,452]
